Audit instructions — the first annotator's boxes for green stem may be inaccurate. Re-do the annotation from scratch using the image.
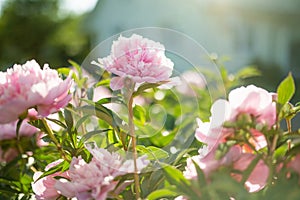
[41,118,69,161]
[270,134,279,154]
[286,119,292,151]
[128,95,140,200]
[286,118,292,133]
[266,156,275,186]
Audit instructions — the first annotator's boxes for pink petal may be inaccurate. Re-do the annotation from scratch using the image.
[110,76,125,91]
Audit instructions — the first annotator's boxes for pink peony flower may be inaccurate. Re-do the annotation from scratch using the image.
[185,85,274,193]
[232,154,269,192]
[195,99,232,151]
[0,147,18,163]
[0,120,37,140]
[184,146,269,192]
[176,70,206,96]
[195,85,275,150]
[32,159,69,200]
[244,129,267,152]
[55,156,118,200]
[0,59,72,124]
[228,85,276,126]
[36,133,49,147]
[184,145,242,179]
[92,34,174,90]
[287,154,300,184]
[0,119,38,163]
[55,143,149,200]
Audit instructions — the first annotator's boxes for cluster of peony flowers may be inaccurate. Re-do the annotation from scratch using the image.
[92,34,175,91]
[184,85,276,193]
[32,143,149,200]
[0,59,72,123]
[1,33,300,200]
[0,59,72,163]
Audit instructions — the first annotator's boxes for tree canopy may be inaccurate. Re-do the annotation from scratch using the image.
[0,0,90,70]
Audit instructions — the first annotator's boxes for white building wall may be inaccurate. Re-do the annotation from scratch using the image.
[85,0,300,72]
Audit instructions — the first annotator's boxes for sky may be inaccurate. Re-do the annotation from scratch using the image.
[60,0,98,14]
[0,0,98,15]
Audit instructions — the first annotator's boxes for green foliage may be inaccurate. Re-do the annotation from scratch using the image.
[1,60,300,199]
[147,188,178,200]
[277,73,295,106]
[136,145,169,161]
[0,0,90,69]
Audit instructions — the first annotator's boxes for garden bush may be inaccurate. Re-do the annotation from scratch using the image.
[0,34,299,200]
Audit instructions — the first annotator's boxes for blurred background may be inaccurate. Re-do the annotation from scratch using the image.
[0,0,299,100]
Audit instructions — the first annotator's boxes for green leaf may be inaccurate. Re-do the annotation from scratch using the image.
[87,87,94,100]
[75,114,91,130]
[79,105,114,127]
[162,164,190,187]
[147,189,178,200]
[35,160,69,182]
[136,145,169,160]
[95,79,110,87]
[46,117,67,129]
[133,104,147,124]
[235,66,261,79]
[68,59,82,77]
[133,81,168,97]
[79,99,125,130]
[162,164,200,198]
[286,144,300,157]
[96,97,124,105]
[81,129,111,142]
[16,118,24,139]
[57,67,71,76]
[149,129,177,147]
[277,73,295,105]
[192,159,207,187]
[64,106,74,129]
[172,147,198,166]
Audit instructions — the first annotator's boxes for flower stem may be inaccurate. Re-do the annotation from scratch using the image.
[128,95,140,200]
[41,118,69,161]
[286,118,292,133]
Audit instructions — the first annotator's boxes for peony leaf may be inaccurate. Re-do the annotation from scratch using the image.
[78,105,120,130]
[136,145,169,160]
[57,67,71,76]
[133,105,147,124]
[34,160,69,182]
[148,128,177,147]
[277,73,295,105]
[64,106,74,130]
[68,59,82,78]
[95,79,110,87]
[96,96,124,105]
[161,164,201,198]
[192,159,207,187]
[147,188,178,200]
[46,117,67,129]
[235,66,261,80]
[75,114,91,130]
[162,164,190,187]
[80,129,111,142]
[133,81,168,97]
